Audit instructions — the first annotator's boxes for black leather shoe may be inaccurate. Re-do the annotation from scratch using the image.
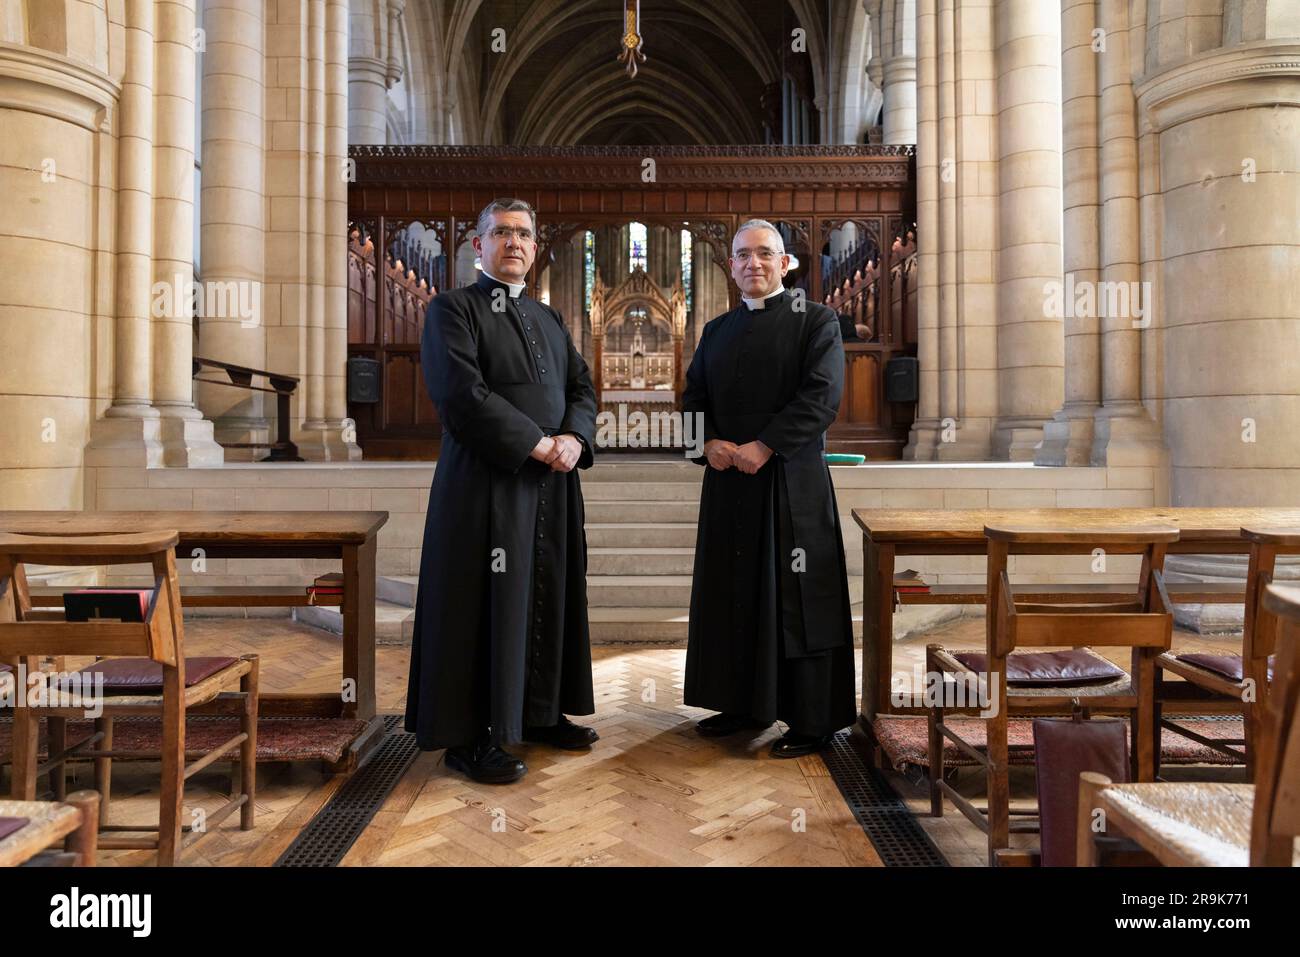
[445,741,527,783]
[769,731,832,758]
[696,712,771,737]
[522,715,599,750]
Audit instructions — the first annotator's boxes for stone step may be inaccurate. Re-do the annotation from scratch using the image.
[586,575,694,607]
[585,522,697,547]
[588,607,690,642]
[584,500,699,523]
[377,574,418,607]
[587,547,695,575]
[582,461,704,483]
[581,481,705,502]
[295,598,413,645]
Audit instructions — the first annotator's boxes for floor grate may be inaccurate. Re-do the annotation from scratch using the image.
[275,715,419,867]
[822,730,948,867]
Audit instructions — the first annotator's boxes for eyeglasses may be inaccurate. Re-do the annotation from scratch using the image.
[488,226,535,242]
[733,248,781,263]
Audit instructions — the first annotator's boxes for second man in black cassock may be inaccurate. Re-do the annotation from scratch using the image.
[681,219,857,758]
[405,198,599,784]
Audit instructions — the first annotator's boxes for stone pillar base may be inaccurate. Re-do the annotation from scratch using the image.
[903,419,942,461]
[993,418,1049,462]
[157,409,225,467]
[297,420,362,461]
[85,411,165,468]
[1091,405,1167,469]
[1034,405,1098,466]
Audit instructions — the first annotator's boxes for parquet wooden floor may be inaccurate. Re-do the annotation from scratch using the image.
[29,613,1241,867]
[48,620,879,867]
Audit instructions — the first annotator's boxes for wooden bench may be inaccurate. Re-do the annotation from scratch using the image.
[854,506,1300,723]
[896,581,1243,606]
[28,585,342,608]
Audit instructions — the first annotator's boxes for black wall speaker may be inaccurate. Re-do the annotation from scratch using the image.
[885,356,919,404]
[347,356,381,404]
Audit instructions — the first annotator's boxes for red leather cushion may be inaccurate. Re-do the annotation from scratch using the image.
[77,656,239,692]
[1033,718,1129,867]
[954,650,1125,686]
[1177,652,1275,683]
[0,816,30,841]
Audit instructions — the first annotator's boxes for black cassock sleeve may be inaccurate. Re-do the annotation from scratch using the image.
[552,305,598,470]
[422,292,544,473]
[681,319,720,465]
[757,312,845,459]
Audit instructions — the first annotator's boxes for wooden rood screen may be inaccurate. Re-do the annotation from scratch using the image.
[347,145,916,459]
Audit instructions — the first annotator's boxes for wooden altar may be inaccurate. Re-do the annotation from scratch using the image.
[346,145,916,459]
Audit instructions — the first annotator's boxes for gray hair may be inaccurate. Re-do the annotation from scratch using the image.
[732,218,785,254]
[476,197,538,237]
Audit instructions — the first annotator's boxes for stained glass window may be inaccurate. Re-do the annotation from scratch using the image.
[680,229,693,312]
[583,230,594,314]
[629,221,647,272]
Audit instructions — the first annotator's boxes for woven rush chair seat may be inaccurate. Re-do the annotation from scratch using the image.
[1162,652,1275,685]
[0,797,85,867]
[1093,782,1292,867]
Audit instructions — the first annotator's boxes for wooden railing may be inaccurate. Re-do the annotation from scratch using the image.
[824,229,919,459]
[348,228,436,347]
[191,357,302,461]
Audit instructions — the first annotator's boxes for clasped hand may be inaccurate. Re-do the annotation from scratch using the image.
[704,438,773,474]
[531,433,582,472]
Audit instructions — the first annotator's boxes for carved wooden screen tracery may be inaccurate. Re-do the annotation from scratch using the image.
[348,145,915,458]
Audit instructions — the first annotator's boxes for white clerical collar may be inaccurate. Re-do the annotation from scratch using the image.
[482,269,526,298]
[742,286,787,310]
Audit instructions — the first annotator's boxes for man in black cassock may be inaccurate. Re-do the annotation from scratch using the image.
[681,219,856,758]
[405,198,599,784]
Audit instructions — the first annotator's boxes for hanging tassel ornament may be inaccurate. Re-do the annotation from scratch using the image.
[617,0,646,78]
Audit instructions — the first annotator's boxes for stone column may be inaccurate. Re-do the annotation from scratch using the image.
[1088,0,1165,467]
[932,0,961,458]
[934,0,997,460]
[903,0,940,458]
[1140,3,1300,629]
[299,0,328,447]
[1036,0,1102,465]
[197,0,268,458]
[322,0,358,457]
[0,21,120,506]
[348,0,388,144]
[881,0,918,144]
[991,0,1064,460]
[87,0,165,471]
[152,0,223,466]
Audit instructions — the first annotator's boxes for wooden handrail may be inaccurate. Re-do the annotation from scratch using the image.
[191,356,303,462]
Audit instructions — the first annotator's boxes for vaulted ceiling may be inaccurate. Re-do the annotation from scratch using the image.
[426,0,829,145]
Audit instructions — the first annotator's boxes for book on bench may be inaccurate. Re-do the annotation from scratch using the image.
[62,588,153,622]
[306,572,345,604]
[892,569,930,594]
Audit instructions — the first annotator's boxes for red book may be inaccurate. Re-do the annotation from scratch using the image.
[892,569,930,594]
[63,588,152,622]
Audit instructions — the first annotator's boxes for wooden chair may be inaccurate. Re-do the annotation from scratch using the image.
[1078,579,1300,866]
[1155,526,1294,775]
[0,791,100,866]
[0,530,258,866]
[927,525,1176,865]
